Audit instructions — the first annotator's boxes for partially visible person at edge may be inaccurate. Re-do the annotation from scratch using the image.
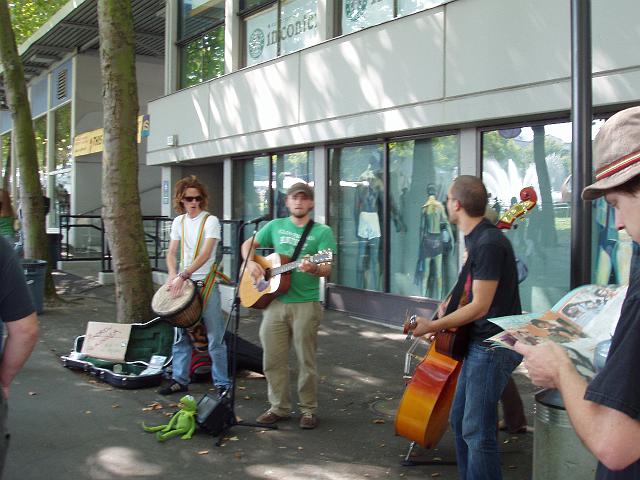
[408,175,524,479]
[0,237,40,476]
[515,106,640,479]
[240,182,336,430]
[0,190,16,247]
[157,175,231,397]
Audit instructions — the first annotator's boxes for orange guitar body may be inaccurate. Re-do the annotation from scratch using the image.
[395,342,461,448]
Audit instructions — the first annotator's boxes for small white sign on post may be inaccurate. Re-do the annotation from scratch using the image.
[81,322,132,362]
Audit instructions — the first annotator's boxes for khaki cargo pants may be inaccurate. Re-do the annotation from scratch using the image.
[259,300,322,416]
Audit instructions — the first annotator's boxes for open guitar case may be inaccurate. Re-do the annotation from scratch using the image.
[60,317,176,389]
[61,317,264,389]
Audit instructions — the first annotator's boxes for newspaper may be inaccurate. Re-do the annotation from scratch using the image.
[487,284,628,379]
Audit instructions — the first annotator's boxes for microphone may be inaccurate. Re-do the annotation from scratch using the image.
[243,214,271,225]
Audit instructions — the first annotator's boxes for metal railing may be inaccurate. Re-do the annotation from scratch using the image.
[58,214,249,282]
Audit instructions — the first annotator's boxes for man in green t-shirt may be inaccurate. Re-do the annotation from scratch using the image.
[241,182,336,430]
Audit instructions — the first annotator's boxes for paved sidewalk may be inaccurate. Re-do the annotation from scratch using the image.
[4,270,535,480]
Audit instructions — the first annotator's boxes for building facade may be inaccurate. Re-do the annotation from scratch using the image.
[2,0,638,323]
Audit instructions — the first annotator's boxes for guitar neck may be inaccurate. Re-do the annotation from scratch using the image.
[270,259,305,277]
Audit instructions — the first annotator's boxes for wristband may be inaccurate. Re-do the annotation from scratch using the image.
[178,270,191,280]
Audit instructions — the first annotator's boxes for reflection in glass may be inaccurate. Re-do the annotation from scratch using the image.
[180,25,225,88]
[233,155,270,222]
[245,5,278,66]
[398,0,446,16]
[329,144,384,291]
[389,136,459,299]
[482,123,572,312]
[341,0,393,35]
[1,133,10,183]
[279,0,319,55]
[272,150,314,219]
[33,115,47,189]
[52,104,72,228]
[179,0,225,40]
[233,150,314,223]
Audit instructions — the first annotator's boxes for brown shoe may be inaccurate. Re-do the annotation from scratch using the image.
[299,413,317,429]
[256,410,289,424]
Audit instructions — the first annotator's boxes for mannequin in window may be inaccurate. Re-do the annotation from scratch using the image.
[414,184,452,299]
[355,166,382,290]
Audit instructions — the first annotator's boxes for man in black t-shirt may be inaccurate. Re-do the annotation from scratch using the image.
[0,237,40,475]
[516,106,640,479]
[410,175,523,480]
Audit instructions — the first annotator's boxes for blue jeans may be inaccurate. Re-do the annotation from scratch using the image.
[450,343,523,480]
[171,285,231,389]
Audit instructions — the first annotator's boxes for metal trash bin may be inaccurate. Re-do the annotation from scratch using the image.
[22,259,47,314]
[533,388,597,480]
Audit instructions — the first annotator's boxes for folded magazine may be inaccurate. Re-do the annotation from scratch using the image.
[488,284,627,379]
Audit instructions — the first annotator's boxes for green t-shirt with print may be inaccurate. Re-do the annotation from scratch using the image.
[255,218,337,303]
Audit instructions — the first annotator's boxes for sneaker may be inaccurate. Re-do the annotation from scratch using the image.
[158,381,188,396]
[256,410,289,424]
[299,413,317,430]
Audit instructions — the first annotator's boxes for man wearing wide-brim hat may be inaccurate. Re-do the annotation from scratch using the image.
[515,106,640,479]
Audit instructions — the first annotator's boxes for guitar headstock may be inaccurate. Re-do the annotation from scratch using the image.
[310,249,334,265]
[496,186,538,230]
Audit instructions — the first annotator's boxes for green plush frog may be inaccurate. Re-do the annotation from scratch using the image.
[143,394,197,442]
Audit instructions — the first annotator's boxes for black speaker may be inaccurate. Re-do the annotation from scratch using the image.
[196,392,235,436]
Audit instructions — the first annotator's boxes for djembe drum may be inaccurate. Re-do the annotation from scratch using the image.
[151,279,203,329]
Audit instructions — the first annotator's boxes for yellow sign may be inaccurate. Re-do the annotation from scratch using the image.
[73,115,149,157]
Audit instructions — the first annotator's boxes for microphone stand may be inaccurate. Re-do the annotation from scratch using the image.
[211,218,277,445]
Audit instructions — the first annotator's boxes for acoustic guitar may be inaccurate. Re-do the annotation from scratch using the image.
[394,186,537,450]
[239,250,333,309]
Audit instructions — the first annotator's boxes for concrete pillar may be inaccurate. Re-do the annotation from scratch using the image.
[164,0,179,95]
[225,0,241,72]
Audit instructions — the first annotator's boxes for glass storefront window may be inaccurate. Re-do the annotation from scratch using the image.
[329,144,385,291]
[33,115,47,189]
[272,150,314,218]
[245,5,278,66]
[482,123,574,313]
[341,0,394,35]
[1,132,10,182]
[243,0,319,67]
[179,0,225,39]
[52,103,71,227]
[280,0,319,56]
[389,135,459,299]
[233,150,314,222]
[340,0,448,34]
[589,118,636,286]
[397,0,446,16]
[180,25,225,88]
[233,155,270,223]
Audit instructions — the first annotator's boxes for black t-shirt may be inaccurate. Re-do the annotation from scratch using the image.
[465,219,522,342]
[585,262,640,480]
[0,236,35,323]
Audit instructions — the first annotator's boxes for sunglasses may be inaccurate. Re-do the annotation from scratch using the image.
[183,196,202,203]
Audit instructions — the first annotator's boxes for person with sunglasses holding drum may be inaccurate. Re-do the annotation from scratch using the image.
[158,175,231,397]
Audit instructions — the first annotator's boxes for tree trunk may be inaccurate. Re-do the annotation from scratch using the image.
[0,0,55,298]
[98,0,154,323]
[532,125,557,246]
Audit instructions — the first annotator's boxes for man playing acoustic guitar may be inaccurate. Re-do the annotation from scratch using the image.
[407,175,523,480]
[241,182,336,430]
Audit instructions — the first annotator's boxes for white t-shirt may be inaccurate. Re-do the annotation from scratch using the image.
[170,211,220,281]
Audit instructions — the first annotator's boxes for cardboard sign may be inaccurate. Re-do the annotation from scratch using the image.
[81,322,132,362]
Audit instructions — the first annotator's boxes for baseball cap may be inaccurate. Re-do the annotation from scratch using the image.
[286,182,314,199]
